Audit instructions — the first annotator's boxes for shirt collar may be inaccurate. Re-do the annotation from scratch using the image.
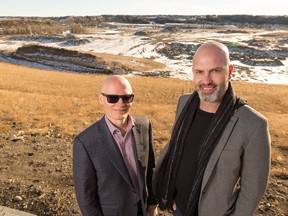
[105,115,134,134]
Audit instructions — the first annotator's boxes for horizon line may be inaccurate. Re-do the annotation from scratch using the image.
[1,14,288,18]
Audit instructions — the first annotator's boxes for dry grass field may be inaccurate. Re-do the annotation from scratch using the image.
[0,62,287,215]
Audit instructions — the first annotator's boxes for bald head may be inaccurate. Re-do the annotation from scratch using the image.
[193,41,230,67]
[101,75,133,95]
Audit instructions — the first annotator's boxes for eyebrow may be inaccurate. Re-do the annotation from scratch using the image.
[210,67,225,71]
[193,66,225,71]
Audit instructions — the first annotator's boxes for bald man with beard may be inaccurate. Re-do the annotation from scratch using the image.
[153,41,271,216]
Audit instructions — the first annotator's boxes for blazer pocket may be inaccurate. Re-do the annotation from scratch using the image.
[101,204,118,216]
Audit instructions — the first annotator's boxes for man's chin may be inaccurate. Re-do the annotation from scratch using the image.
[199,94,218,103]
[117,114,129,120]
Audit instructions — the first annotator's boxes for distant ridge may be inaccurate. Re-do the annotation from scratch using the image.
[1,15,288,27]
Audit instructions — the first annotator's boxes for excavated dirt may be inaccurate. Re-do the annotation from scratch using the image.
[0,121,287,215]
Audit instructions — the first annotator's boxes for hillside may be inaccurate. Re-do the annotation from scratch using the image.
[1,19,287,83]
[0,62,287,215]
[1,15,288,30]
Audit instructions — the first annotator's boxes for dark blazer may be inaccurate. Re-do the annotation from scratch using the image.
[153,94,271,216]
[73,115,157,216]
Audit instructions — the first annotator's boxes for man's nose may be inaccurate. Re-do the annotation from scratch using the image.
[116,98,125,105]
[202,73,212,84]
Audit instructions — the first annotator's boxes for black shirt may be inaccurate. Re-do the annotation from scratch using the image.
[175,108,214,215]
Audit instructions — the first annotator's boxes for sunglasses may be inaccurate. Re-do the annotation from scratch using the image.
[101,93,134,103]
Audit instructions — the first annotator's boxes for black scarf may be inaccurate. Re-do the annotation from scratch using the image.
[155,82,246,215]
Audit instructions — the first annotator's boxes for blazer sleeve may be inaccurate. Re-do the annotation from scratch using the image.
[231,117,271,216]
[73,136,103,216]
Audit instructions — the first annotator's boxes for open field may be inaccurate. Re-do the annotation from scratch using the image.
[0,62,287,215]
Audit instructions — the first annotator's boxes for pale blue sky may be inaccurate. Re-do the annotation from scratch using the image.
[1,0,287,17]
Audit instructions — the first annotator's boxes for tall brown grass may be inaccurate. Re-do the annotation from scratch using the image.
[0,61,287,180]
[0,18,95,35]
[0,18,66,35]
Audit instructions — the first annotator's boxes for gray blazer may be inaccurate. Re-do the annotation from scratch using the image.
[153,94,271,216]
[73,115,157,216]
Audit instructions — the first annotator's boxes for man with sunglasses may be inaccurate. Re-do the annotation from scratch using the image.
[73,75,158,216]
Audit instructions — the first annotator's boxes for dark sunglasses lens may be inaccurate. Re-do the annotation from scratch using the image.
[122,95,134,103]
[106,95,120,103]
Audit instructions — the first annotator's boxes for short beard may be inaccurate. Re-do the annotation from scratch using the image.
[197,80,229,103]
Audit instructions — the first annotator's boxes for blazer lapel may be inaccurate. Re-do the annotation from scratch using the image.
[132,118,145,192]
[201,115,239,191]
[132,121,145,164]
[97,118,134,187]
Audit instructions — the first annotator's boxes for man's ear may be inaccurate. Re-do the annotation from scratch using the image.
[99,94,104,105]
[228,64,234,79]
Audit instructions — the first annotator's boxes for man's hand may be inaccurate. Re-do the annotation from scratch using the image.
[173,201,177,210]
[147,205,158,216]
